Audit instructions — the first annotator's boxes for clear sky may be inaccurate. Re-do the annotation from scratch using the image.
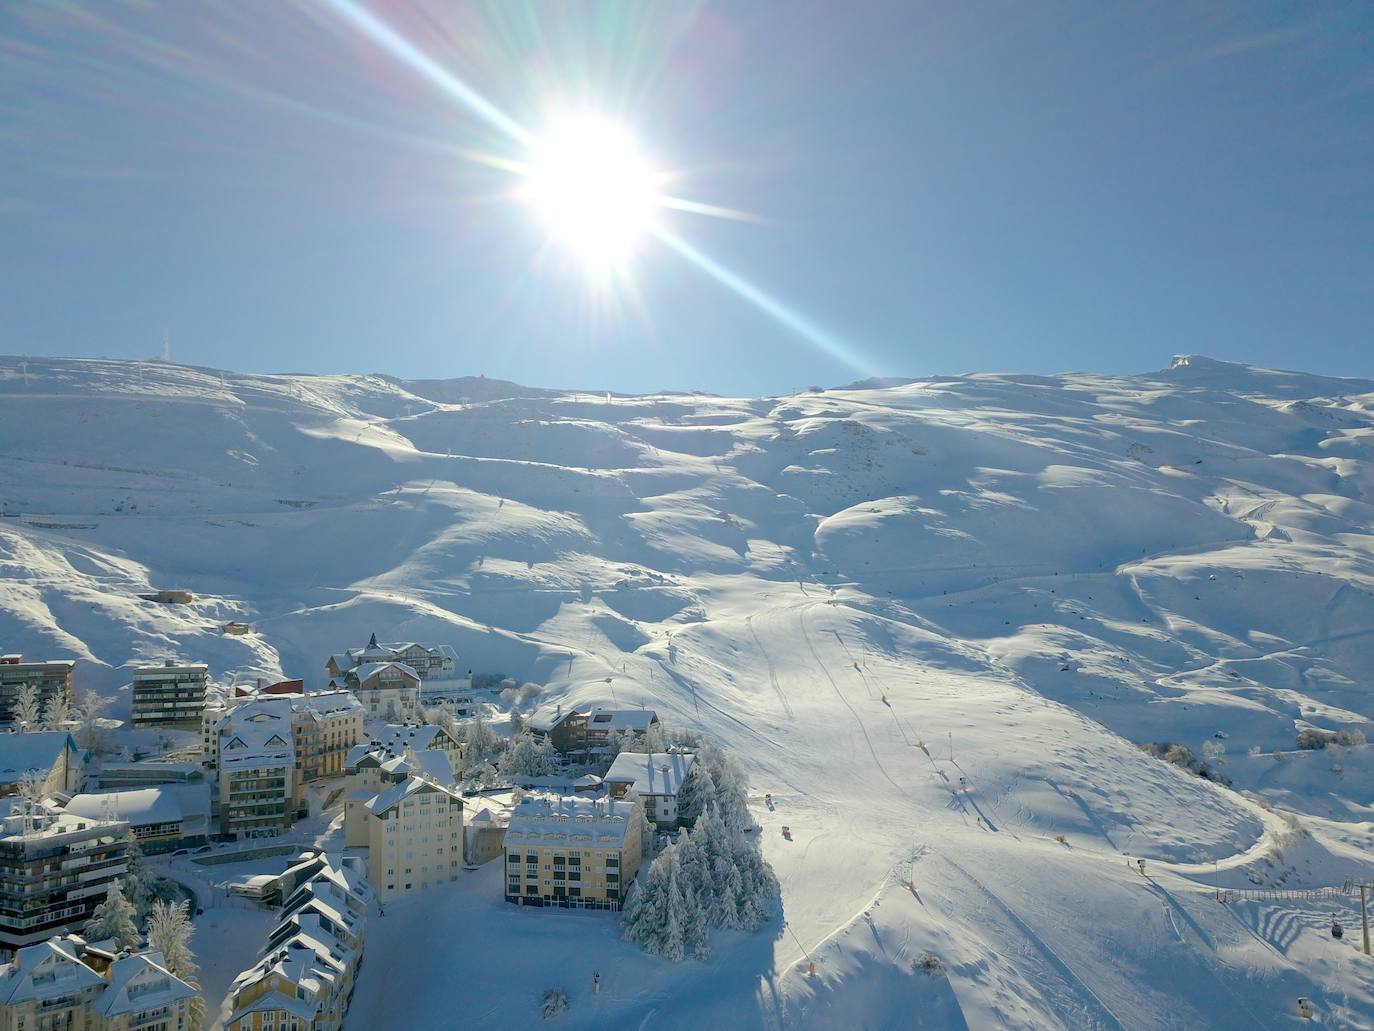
[2,2,1370,396]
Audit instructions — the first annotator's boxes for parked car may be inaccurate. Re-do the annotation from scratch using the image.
[194,844,213,854]
[171,848,191,857]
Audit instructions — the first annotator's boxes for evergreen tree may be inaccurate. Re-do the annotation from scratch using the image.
[498,731,557,778]
[620,787,654,859]
[84,878,140,951]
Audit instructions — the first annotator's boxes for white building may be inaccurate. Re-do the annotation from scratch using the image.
[603,751,696,829]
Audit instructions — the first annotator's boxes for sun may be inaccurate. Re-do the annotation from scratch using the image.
[523,117,660,264]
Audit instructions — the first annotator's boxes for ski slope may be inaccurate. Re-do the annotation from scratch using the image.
[3,353,1374,1028]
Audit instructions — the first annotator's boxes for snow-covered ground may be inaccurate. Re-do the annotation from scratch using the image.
[4,353,1374,1027]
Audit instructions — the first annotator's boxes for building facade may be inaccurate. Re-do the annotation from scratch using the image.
[604,751,696,830]
[289,692,364,783]
[502,795,642,910]
[338,662,420,722]
[131,659,209,730]
[0,802,130,951]
[364,776,464,902]
[326,633,458,682]
[223,852,369,1031]
[0,656,74,727]
[0,935,199,1031]
[64,785,211,855]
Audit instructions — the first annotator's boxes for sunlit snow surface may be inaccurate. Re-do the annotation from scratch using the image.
[3,354,1374,1028]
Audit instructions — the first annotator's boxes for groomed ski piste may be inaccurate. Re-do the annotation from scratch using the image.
[3,353,1373,1028]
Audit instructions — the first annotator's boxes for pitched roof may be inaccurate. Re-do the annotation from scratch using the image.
[586,707,659,733]
[0,937,104,1006]
[93,951,197,1017]
[603,751,696,797]
[366,775,462,816]
[0,731,81,785]
[351,661,419,685]
[525,704,584,733]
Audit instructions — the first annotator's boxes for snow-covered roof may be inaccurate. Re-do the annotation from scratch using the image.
[0,730,81,785]
[525,703,583,733]
[503,794,635,848]
[295,690,364,718]
[372,723,456,752]
[0,937,103,1006]
[366,775,462,816]
[351,660,420,685]
[97,760,200,777]
[64,784,210,832]
[604,751,695,797]
[92,951,197,1017]
[585,707,659,733]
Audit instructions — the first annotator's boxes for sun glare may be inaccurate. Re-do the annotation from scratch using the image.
[523,118,659,264]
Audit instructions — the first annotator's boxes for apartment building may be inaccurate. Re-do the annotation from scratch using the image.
[364,776,465,903]
[0,800,130,951]
[342,745,454,848]
[217,700,297,839]
[0,655,74,726]
[524,704,587,752]
[336,662,421,722]
[0,934,199,1031]
[367,723,463,768]
[289,692,364,783]
[223,852,370,1031]
[604,751,697,830]
[0,731,87,798]
[130,659,209,730]
[502,795,642,910]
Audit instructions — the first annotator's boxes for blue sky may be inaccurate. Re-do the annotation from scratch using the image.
[2,2,1370,395]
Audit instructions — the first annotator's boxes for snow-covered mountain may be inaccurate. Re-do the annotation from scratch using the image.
[3,353,1373,1028]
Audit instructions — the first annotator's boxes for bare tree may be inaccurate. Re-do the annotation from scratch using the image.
[13,683,41,730]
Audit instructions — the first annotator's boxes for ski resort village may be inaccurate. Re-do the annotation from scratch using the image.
[2,355,1374,1029]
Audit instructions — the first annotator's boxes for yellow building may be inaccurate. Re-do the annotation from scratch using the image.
[365,776,465,902]
[503,795,642,910]
[0,935,199,1031]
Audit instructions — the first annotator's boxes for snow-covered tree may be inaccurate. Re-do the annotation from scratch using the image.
[84,878,140,951]
[12,683,41,730]
[620,787,654,859]
[41,691,70,728]
[147,899,205,1028]
[462,710,502,767]
[621,800,778,961]
[16,769,46,805]
[74,690,114,753]
[498,732,557,778]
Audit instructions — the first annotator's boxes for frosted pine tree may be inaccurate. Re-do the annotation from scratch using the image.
[147,899,205,1029]
[620,787,654,858]
[85,879,140,950]
[498,732,557,778]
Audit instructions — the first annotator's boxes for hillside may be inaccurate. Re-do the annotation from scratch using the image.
[3,353,1373,1028]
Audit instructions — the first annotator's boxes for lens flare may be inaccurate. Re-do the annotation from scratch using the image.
[523,118,659,263]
